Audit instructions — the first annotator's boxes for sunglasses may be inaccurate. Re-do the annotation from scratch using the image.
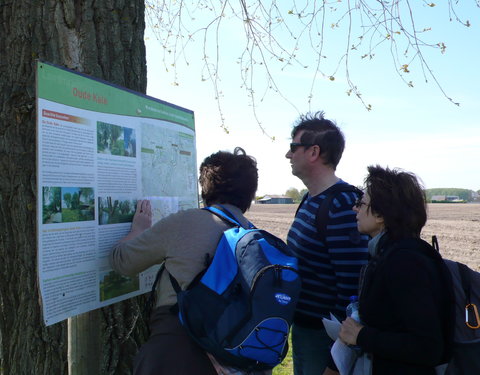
[354,198,368,208]
[289,142,315,153]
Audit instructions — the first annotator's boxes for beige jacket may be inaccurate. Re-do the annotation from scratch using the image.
[110,204,250,307]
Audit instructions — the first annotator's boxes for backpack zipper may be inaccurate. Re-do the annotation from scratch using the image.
[251,265,298,293]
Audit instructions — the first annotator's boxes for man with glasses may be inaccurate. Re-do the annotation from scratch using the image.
[285,111,369,375]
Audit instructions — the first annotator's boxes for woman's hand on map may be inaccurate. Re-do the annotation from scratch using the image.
[132,199,152,231]
[120,199,152,242]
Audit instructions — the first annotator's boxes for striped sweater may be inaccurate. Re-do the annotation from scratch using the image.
[287,181,369,328]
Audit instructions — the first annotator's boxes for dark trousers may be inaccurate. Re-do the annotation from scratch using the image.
[133,306,217,375]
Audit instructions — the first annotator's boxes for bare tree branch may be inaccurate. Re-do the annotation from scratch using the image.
[145,0,478,129]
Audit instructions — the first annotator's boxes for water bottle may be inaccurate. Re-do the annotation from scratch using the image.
[346,295,362,353]
[346,295,360,322]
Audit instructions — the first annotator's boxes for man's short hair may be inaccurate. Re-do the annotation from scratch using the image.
[291,111,345,169]
[199,147,258,212]
[365,165,427,240]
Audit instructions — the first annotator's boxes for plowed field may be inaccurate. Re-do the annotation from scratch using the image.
[246,203,480,271]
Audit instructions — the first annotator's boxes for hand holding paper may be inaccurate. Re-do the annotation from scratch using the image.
[323,314,370,375]
[322,313,341,340]
[339,317,363,346]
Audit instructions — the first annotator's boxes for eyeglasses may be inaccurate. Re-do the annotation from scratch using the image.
[354,198,368,208]
[289,143,315,153]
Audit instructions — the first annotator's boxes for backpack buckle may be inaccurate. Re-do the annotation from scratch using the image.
[465,303,480,329]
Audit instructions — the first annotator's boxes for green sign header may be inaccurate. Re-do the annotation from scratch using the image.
[36,61,195,130]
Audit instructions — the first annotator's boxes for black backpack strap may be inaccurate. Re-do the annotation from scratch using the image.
[457,262,472,304]
[295,193,308,217]
[144,263,165,321]
[169,251,212,295]
[316,184,362,238]
[169,272,181,293]
[167,253,212,294]
[420,237,456,357]
[145,262,205,319]
[295,183,362,240]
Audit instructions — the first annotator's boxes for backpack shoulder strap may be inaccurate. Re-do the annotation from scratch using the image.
[295,192,308,217]
[169,252,212,294]
[457,262,473,305]
[431,235,471,307]
[393,237,456,355]
[315,183,362,239]
[203,205,255,229]
[144,263,165,320]
[294,184,361,239]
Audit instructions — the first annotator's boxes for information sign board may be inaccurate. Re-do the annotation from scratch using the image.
[36,61,198,325]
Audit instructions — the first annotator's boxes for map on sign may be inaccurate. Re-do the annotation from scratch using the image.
[141,122,198,222]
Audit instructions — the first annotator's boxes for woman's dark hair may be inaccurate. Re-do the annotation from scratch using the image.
[199,147,258,212]
[365,165,427,240]
[291,111,345,169]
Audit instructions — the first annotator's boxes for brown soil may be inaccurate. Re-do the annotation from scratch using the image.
[246,203,480,271]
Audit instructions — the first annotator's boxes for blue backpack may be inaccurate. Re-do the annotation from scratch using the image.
[168,205,301,371]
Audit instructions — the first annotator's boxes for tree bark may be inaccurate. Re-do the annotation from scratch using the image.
[0,1,148,374]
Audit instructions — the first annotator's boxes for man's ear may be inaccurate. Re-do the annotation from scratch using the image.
[309,145,321,161]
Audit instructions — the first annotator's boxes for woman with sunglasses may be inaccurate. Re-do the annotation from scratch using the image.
[337,165,454,375]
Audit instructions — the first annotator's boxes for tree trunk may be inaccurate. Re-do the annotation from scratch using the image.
[0,1,148,374]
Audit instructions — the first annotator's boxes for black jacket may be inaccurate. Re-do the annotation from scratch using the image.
[356,236,454,375]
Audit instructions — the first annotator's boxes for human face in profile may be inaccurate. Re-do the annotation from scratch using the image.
[285,131,313,179]
[353,192,384,237]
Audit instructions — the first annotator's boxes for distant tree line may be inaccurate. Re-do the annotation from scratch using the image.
[256,187,479,205]
[424,188,478,202]
[284,188,307,203]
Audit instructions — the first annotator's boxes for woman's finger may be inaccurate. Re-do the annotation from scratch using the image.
[137,199,147,213]
[143,200,151,213]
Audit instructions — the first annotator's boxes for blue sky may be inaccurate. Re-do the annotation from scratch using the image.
[144,2,479,195]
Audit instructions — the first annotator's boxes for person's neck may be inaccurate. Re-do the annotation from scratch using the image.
[305,171,340,197]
